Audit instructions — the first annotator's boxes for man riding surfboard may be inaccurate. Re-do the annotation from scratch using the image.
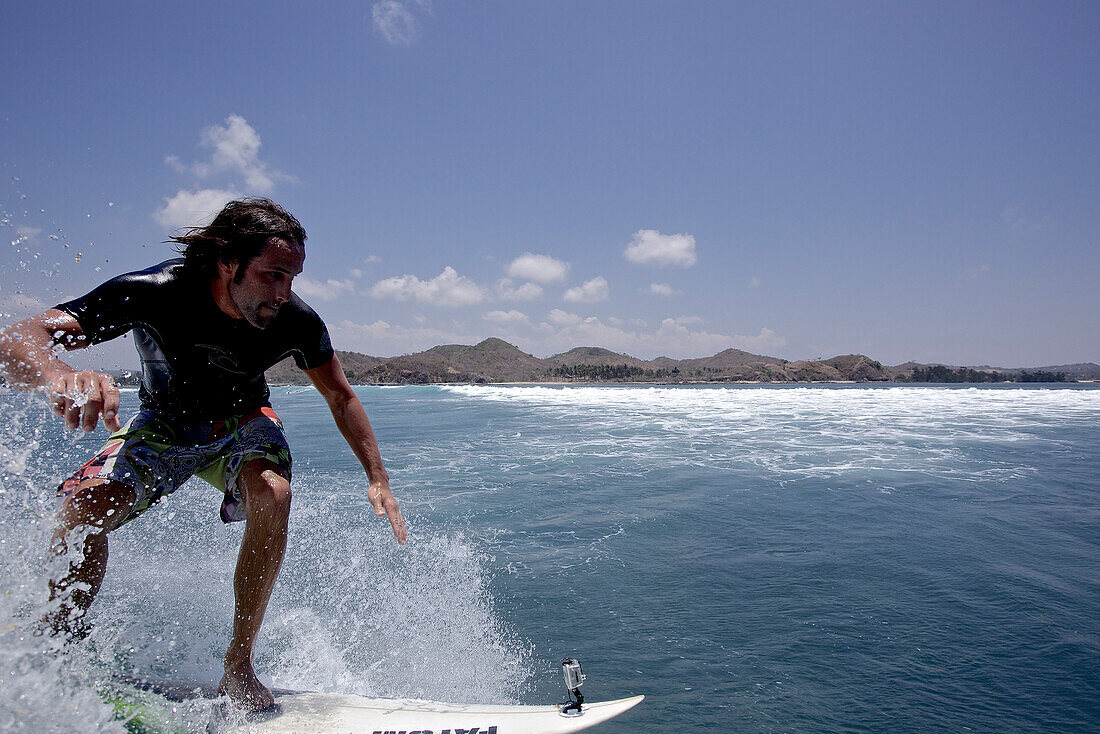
[0,198,406,712]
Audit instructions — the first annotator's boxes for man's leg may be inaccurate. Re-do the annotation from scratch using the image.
[218,459,292,712]
[47,478,137,636]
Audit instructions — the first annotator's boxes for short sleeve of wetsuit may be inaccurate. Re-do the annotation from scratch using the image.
[285,294,335,371]
[54,269,154,345]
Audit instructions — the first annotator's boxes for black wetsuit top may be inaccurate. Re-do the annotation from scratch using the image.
[56,259,334,422]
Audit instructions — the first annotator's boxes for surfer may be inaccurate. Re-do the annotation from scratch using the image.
[0,198,406,712]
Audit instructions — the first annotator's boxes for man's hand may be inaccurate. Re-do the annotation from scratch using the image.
[48,370,121,433]
[368,481,406,545]
[0,311,118,432]
[306,355,406,545]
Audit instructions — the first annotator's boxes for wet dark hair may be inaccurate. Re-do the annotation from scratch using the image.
[170,198,306,282]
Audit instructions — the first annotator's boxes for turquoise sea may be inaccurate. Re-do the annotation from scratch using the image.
[1,384,1098,732]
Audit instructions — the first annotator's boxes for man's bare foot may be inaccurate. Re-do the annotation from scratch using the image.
[218,659,275,712]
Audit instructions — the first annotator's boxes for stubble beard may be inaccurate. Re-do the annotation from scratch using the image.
[228,283,275,330]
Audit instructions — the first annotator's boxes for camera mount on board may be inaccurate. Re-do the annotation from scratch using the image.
[558,658,586,717]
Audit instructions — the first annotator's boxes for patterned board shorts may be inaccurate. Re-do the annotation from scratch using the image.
[57,405,292,527]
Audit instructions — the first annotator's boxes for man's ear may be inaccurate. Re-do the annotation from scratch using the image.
[216,258,238,280]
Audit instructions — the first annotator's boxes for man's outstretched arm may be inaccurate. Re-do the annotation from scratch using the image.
[304,353,406,544]
[0,309,121,432]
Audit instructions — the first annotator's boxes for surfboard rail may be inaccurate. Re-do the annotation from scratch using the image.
[118,674,644,733]
[236,691,645,733]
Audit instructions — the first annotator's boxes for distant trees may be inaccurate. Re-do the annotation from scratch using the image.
[900,365,1068,383]
[548,364,669,381]
[1016,370,1069,383]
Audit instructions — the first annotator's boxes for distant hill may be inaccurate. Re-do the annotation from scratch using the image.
[674,348,787,371]
[548,347,650,368]
[263,339,905,385]
[53,343,1092,389]
[884,361,1099,382]
[1023,363,1100,380]
[365,338,547,383]
[265,349,384,385]
[822,354,889,381]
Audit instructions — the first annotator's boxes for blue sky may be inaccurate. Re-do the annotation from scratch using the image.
[2,1,1097,367]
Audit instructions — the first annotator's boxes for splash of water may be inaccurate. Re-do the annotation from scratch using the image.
[1,387,532,732]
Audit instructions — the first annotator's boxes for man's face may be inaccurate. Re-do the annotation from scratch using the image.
[226,237,305,329]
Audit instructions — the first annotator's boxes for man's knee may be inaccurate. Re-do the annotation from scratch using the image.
[58,479,137,534]
[239,460,292,525]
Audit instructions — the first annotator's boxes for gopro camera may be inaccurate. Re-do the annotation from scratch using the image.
[559,658,586,717]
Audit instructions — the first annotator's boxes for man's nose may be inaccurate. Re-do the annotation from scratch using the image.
[275,280,292,304]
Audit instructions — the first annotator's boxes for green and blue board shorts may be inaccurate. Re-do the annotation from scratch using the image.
[58,405,292,526]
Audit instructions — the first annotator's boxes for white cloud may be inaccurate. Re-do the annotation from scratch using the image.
[337,318,394,340]
[647,283,679,296]
[483,310,531,327]
[497,279,544,301]
[531,313,737,357]
[153,188,238,230]
[331,311,789,362]
[749,276,762,288]
[563,276,609,303]
[12,226,42,246]
[295,276,357,302]
[959,264,991,281]
[154,116,296,230]
[0,289,48,320]
[730,327,788,352]
[373,1,419,45]
[370,266,486,307]
[333,317,477,356]
[486,311,788,359]
[506,253,569,283]
[168,115,290,193]
[547,309,582,327]
[623,229,698,267]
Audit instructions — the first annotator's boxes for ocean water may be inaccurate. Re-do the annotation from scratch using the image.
[1,383,1098,732]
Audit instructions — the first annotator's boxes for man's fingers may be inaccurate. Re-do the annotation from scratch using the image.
[63,397,81,430]
[73,372,102,432]
[383,499,407,545]
[369,486,407,544]
[98,374,120,431]
[48,370,120,432]
[388,510,407,545]
[81,397,103,431]
[50,391,67,418]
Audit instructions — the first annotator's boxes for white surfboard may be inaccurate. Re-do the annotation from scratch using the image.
[235,691,645,733]
[122,677,643,734]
